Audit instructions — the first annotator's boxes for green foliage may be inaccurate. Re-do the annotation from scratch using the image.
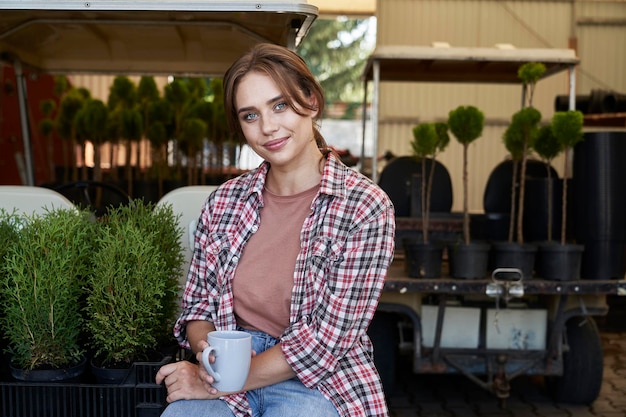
[76,99,109,145]
[551,110,584,150]
[137,76,160,104]
[411,123,438,158]
[0,208,94,370]
[0,209,21,272]
[518,62,546,108]
[551,110,584,245]
[39,99,56,118]
[56,89,87,140]
[535,125,562,162]
[411,122,449,159]
[164,79,190,112]
[53,75,70,98]
[518,62,546,85]
[503,107,542,157]
[504,63,545,244]
[86,201,184,365]
[180,118,207,154]
[448,105,485,145]
[0,201,184,370]
[144,98,173,149]
[298,17,373,104]
[410,122,449,243]
[108,76,137,110]
[120,108,144,141]
[448,105,485,244]
[434,122,450,147]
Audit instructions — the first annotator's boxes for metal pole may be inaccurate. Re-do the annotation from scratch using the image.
[569,64,576,111]
[371,60,380,183]
[359,76,368,174]
[14,58,35,186]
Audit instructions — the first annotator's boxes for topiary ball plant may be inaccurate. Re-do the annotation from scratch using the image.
[448,105,485,245]
[410,122,449,243]
[503,106,542,244]
[551,110,584,244]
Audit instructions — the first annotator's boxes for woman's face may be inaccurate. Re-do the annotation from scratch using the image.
[235,71,319,169]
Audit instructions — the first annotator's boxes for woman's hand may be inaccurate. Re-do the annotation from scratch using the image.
[156,361,214,402]
[156,351,222,402]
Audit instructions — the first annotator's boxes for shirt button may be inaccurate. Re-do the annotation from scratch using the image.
[232,255,239,263]
[251,224,259,233]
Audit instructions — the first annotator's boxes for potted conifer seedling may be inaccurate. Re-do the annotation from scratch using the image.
[446,105,491,278]
[1,208,94,382]
[535,111,585,280]
[85,200,183,383]
[403,122,449,278]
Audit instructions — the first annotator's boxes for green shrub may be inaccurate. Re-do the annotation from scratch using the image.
[1,208,94,370]
[85,200,183,366]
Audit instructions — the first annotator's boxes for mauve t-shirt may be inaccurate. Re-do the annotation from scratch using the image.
[232,184,319,338]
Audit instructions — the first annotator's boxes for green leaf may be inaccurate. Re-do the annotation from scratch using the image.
[448,105,485,145]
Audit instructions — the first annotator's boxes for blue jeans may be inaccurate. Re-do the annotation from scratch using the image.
[161,329,340,417]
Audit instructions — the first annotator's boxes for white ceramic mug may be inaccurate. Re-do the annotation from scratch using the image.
[201,330,252,392]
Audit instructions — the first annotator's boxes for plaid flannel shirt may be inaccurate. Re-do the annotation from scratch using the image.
[173,153,396,417]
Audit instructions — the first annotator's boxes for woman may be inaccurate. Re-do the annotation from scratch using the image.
[156,43,395,417]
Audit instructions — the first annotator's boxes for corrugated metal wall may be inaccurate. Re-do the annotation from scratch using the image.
[375,0,626,213]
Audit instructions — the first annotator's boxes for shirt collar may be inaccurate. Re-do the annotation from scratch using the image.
[244,152,348,201]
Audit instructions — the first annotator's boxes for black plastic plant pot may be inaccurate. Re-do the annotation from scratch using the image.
[490,241,537,279]
[403,239,444,278]
[448,241,491,279]
[535,242,584,281]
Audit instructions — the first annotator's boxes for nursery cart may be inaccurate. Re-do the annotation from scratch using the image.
[362,45,626,404]
[376,259,626,403]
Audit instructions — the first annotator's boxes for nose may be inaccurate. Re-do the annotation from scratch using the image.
[261,113,279,135]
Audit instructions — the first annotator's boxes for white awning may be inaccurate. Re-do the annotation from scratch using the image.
[363,45,579,84]
[0,0,318,76]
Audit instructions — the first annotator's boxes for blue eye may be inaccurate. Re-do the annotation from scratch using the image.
[243,112,258,122]
[275,102,287,111]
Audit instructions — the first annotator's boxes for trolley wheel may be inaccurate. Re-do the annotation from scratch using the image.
[368,311,398,396]
[546,316,603,404]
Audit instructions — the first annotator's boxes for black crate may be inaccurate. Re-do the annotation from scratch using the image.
[0,361,167,417]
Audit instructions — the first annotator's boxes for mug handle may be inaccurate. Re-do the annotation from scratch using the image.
[201,346,221,382]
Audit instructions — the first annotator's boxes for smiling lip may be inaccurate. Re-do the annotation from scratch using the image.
[263,138,288,151]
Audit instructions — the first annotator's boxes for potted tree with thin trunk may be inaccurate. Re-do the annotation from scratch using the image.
[535,111,585,280]
[533,124,562,243]
[491,62,545,279]
[447,105,490,278]
[403,122,449,278]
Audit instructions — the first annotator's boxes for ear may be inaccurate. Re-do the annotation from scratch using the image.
[308,95,320,118]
